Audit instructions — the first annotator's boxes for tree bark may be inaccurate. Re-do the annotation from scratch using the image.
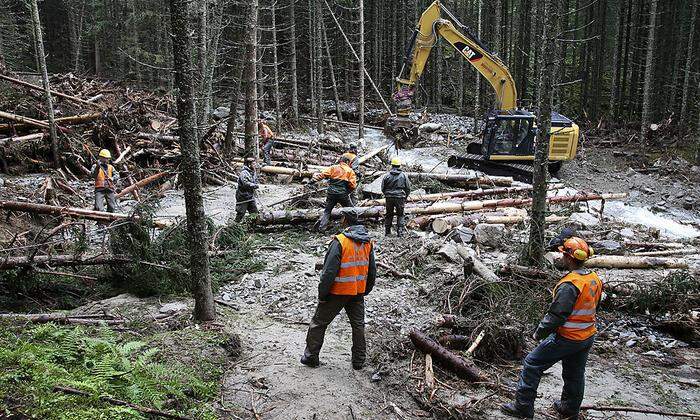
[640,0,658,141]
[168,0,215,322]
[28,0,59,169]
[243,0,259,159]
[358,0,365,139]
[680,0,698,127]
[409,329,486,383]
[322,20,342,122]
[315,0,324,134]
[271,2,283,132]
[288,0,300,125]
[473,0,482,134]
[523,0,557,267]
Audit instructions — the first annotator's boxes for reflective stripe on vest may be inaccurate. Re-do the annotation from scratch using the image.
[95,164,114,189]
[554,271,603,341]
[330,234,371,296]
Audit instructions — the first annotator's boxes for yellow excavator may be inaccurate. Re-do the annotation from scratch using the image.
[387,0,580,179]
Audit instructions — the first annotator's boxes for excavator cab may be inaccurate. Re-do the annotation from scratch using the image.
[482,111,536,158]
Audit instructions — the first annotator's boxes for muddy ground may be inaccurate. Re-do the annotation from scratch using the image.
[2,122,699,419]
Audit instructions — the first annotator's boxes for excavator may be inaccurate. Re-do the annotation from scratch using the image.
[387,0,580,181]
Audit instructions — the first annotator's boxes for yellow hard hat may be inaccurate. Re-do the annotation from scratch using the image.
[98,149,111,159]
[391,157,402,166]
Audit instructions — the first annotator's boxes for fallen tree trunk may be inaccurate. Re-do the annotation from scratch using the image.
[0,132,44,146]
[498,264,558,280]
[0,254,131,269]
[0,110,50,129]
[0,112,102,132]
[52,386,193,420]
[456,246,500,283]
[579,405,700,419]
[625,241,687,250]
[547,252,689,269]
[116,172,169,198]
[360,186,534,207]
[631,249,698,257]
[0,200,132,222]
[271,149,336,166]
[232,162,315,178]
[357,144,390,165]
[0,73,104,109]
[255,193,625,226]
[409,329,486,383]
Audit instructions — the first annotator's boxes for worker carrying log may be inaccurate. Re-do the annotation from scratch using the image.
[235,158,260,222]
[381,157,411,236]
[258,120,275,165]
[311,155,357,231]
[91,149,120,213]
[301,208,376,369]
[502,237,603,420]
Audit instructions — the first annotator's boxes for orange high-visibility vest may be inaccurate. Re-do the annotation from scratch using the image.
[554,270,603,341]
[259,125,274,140]
[319,163,357,191]
[329,234,372,296]
[95,164,114,189]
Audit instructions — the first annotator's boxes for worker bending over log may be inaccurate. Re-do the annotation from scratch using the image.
[91,149,120,213]
[381,157,411,236]
[311,154,357,231]
[235,158,260,222]
[502,237,603,420]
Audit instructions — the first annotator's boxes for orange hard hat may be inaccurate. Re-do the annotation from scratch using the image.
[559,237,594,261]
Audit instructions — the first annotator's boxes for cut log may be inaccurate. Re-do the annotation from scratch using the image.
[0,254,131,270]
[409,329,486,383]
[360,186,534,207]
[357,144,390,165]
[0,112,102,132]
[465,330,486,356]
[52,386,193,420]
[547,252,689,269]
[0,73,103,109]
[456,246,500,283]
[254,193,626,226]
[116,172,169,198]
[625,241,687,250]
[0,132,44,146]
[377,260,416,280]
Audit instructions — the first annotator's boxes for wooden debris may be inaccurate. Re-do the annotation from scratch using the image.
[424,354,436,392]
[465,330,486,356]
[456,246,500,284]
[0,73,104,109]
[0,313,125,325]
[437,334,473,350]
[409,329,486,383]
[0,200,135,223]
[579,405,700,419]
[0,254,131,270]
[360,186,534,207]
[116,172,170,198]
[0,110,50,129]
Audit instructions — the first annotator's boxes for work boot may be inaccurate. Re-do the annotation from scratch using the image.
[352,362,364,370]
[300,355,319,368]
[501,403,533,419]
[385,226,391,236]
[396,227,404,237]
[552,401,578,419]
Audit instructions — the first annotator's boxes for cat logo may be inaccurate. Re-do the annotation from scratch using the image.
[454,42,483,62]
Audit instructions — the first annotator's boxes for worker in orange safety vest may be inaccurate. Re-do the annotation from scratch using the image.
[502,237,603,420]
[301,208,376,370]
[311,155,357,231]
[258,120,275,165]
[91,149,120,213]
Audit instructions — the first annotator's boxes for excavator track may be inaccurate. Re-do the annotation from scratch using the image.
[447,153,535,183]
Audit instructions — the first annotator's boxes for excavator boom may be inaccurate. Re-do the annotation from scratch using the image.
[397,1,517,110]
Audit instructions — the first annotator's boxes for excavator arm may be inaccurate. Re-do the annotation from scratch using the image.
[396,0,517,112]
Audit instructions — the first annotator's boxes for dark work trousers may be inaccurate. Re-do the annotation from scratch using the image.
[95,189,118,213]
[514,334,595,417]
[304,295,366,366]
[263,140,274,165]
[384,197,406,233]
[317,194,352,231]
[235,198,259,222]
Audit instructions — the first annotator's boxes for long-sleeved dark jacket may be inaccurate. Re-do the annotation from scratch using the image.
[534,269,600,340]
[318,224,376,300]
[381,168,411,199]
[236,166,258,201]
